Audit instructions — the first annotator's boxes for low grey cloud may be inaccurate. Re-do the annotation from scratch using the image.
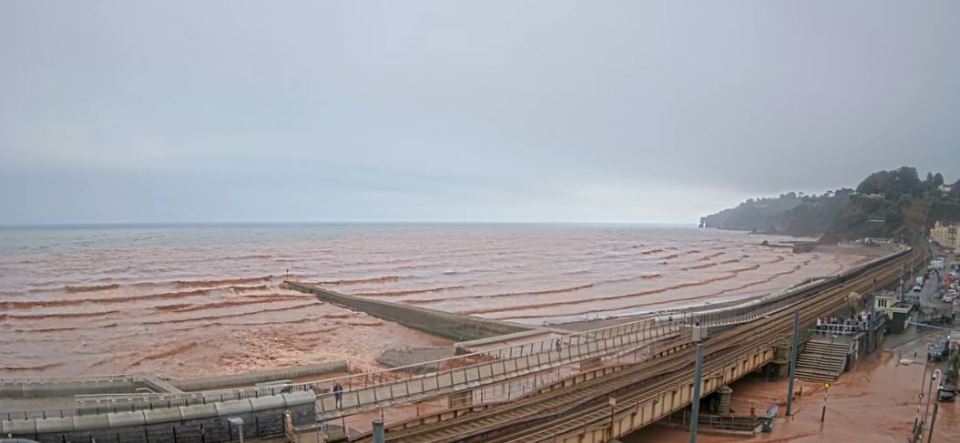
[1,0,958,224]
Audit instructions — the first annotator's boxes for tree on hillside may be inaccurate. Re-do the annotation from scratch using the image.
[856,166,922,198]
[703,167,958,242]
[857,171,890,195]
[932,172,945,188]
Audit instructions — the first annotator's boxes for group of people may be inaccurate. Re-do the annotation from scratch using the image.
[815,312,872,335]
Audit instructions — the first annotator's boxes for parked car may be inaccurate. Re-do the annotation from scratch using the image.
[929,340,948,361]
[938,385,956,402]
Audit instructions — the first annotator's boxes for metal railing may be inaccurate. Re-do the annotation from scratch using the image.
[810,319,880,336]
[0,318,683,421]
[663,410,763,433]
[0,374,132,384]
[2,408,77,421]
[313,319,683,417]
[686,247,914,330]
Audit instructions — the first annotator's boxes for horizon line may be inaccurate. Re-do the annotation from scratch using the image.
[0,220,701,230]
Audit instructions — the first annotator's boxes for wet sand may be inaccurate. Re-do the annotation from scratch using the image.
[627,332,960,442]
[0,226,882,379]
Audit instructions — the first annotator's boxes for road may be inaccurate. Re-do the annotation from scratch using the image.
[918,251,945,302]
[918,267,947,309]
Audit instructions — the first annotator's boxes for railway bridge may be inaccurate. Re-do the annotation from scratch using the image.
[312,246,924,442]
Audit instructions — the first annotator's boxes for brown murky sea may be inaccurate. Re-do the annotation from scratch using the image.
[0,225,878,378]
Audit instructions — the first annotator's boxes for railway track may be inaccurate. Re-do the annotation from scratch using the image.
[360,247,924,443]
[371,336,697,443]
[489,247,925,443]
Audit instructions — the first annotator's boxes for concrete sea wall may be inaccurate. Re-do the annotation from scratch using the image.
[286,281,530,341]
[1,376,141,399]
[170,361,347,392]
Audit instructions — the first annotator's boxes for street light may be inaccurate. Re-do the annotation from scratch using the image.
[921,369,941,435]
[821,383,830,422]
[928,402,940,443]
[914,361,930,433]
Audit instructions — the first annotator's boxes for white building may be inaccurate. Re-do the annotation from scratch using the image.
[931,221,959,252]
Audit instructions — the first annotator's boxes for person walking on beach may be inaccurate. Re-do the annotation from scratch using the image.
[333,382,343,409]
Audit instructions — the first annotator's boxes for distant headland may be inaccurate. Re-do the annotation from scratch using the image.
[700,166,960,244]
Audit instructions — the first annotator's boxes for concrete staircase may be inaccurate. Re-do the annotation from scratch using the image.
[795,338,849,383]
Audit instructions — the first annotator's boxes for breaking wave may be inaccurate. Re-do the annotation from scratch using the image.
[1,310,121,321]
[64,284,120,293]
[317,275,402,285]
[140,302,318,325]
[175,275,275,288]
[460,264,763,315]
[352,285,467,297]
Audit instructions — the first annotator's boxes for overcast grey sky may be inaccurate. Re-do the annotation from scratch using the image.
[1,1,958,225]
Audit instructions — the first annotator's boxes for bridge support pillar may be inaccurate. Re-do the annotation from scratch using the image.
[716,385,733,414]
[448,389,473,409]
[774,344,790,361]
[766,359,789,380]
[767,343,792,380]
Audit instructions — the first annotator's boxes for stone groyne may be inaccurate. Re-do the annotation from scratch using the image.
[286,281,531,341]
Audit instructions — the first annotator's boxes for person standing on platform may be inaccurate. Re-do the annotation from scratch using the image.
[333,382,343,409]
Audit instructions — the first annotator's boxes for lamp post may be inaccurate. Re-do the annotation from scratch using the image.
[922,369,941,434]
[927,402,939,443]
[914,362,929,433]
[786,311,800,417]
[820,383,830,422]
[372,419,385,443]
